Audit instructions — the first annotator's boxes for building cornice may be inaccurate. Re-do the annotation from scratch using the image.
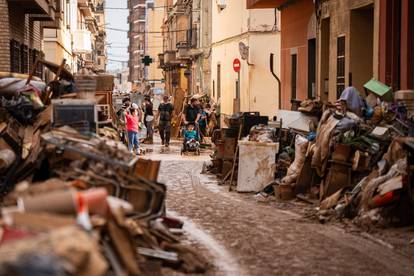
[211,30,279,48]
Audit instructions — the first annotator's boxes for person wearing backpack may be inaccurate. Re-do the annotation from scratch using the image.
[157,95,174,147]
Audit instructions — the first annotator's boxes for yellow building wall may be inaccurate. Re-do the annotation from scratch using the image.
[147,0,164,86]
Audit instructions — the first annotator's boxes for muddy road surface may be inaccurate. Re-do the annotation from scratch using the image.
[146,142,414,276]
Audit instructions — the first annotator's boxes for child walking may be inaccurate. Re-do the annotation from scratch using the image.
[125,104,141,154]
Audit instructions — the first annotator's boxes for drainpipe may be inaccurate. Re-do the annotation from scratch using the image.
[270,53,282,110]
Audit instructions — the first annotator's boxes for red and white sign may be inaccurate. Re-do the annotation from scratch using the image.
[233,58,241,73]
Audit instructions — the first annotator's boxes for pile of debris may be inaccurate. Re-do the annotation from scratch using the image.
[205,80,414,229]
[0,63,209,274]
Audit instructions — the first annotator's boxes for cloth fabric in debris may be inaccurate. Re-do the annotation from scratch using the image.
[361,158,406,210]
[0,226,108,276]
[339,86,365,117]
[311,110,340,177]
[281,135,308,185]
[0,78,46,99]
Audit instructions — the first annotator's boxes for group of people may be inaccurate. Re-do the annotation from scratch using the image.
[117,95,174,154]
[181,98,213,141]
[117,94,215,154]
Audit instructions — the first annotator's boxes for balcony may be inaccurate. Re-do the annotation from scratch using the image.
[40,8,63,29]
[73,29,92,53]
[78,0,88,7]
[163,50,181,67]
[246,0,285,9]
[85,16,98,33]
[176,41,190,59]
[9,0,52,14]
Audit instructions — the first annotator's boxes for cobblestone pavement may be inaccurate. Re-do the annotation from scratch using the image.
[145,141,414,276]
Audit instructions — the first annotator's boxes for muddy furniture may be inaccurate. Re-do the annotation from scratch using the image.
[237,141,279,192]
[51,99,97,133]
[41,129,165,220]
[321,160,353,199]
[75,74,115,127]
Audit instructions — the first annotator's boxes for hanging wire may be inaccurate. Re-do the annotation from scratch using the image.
[108,58,129,63]
[107,27,193,34]
[105,5,187,10]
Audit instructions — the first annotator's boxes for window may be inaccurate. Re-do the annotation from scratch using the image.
[29,49,34,73]
[291,54,297,100]
[308,38,316,99]
[20,44,29,74]
[337,36,345,98]
[213,80,215,98]
[10,40,21,73]
[32,50,44,78]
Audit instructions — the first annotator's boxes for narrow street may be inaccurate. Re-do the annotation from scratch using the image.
[145,141,414,276]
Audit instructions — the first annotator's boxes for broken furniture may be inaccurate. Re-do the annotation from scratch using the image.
[74,73,115,128]
[51,99,97,133]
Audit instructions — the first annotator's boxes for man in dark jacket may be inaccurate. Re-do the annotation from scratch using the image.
[182,98,201,124]
[143,96,154,144]
[157,95,174,147]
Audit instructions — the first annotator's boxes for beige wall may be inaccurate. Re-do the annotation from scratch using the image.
[211,33,280,117]
[44,27,75,71]
[211,0,280,117]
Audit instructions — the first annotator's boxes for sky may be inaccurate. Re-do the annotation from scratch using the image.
[105,0,129,72]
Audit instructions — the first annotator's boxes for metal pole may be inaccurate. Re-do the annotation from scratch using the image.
[238,71,241,112]
[270,53,282,110]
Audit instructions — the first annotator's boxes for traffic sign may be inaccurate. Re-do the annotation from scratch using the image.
[233,58,241,72]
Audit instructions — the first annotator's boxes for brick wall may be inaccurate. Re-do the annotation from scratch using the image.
[0,2,43,73]
[0,0,10,71]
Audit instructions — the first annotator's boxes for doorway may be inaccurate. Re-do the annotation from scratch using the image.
[291,54,297,100]
[308,38,316,99]
[320,17,330,100]
[350,5,374,93]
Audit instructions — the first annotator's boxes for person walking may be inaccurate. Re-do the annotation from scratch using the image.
[125,103,141,154]
[157,95,174,147]
[117,98,131,144]
[143,96,154,144]
[182,98,201,125]
[198,104,208,141]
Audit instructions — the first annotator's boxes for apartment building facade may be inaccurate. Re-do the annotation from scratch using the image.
[146,0,164,88]
[248,0,414,107]
[0,0,58,77]
[159,0,211,97]
[128,0,146,86]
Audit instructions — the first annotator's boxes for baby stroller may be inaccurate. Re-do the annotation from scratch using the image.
[181,123,201,155]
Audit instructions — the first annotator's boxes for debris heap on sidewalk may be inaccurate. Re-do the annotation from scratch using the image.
[0,61,209,275]
[205,81,414,228]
